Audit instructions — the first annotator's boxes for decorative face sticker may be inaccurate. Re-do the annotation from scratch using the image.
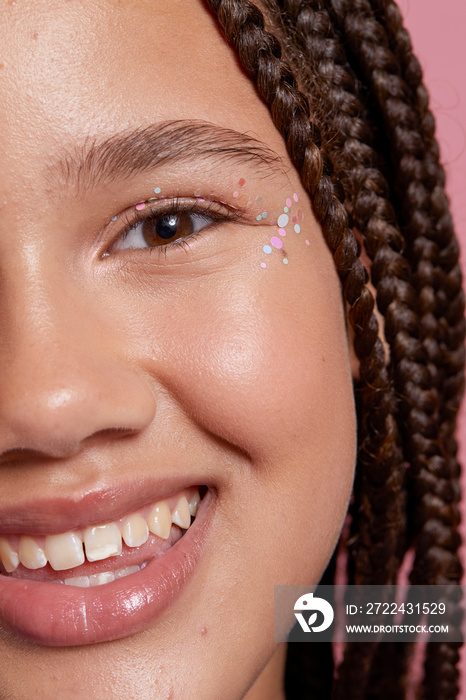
[260,192,304,269]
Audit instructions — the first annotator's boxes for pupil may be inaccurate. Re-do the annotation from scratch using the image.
[156,215,179,240]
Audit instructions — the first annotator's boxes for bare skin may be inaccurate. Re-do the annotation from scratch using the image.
[0,1,356,698]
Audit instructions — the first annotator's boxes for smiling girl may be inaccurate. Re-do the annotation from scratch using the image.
[0,1,463,698]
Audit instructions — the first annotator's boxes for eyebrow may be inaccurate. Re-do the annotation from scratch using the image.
[49,120,284,192]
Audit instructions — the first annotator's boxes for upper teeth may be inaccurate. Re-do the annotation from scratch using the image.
[0,489,201,574]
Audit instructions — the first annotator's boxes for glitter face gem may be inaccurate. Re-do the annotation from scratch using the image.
[259,193,306,268]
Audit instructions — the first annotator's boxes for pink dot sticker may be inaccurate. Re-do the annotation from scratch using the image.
[261,262,267,269]
[306,240,310,246]
[286,198,292,208]
[135,202,146,210]
[278,228,287,237]
[292,216,297,223]
[233,191,239,198]
[293,193,298,202]
[271,236,283,249]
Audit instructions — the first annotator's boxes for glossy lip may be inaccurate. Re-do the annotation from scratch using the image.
[0,488,215,646]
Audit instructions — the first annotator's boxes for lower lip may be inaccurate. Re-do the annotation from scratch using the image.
[0,491,214,647]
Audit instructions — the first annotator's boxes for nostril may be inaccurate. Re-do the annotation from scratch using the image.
[84,426,143,447]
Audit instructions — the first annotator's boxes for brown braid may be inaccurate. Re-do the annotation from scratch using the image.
[205,0,464,697]
[324,3,464,698]
[368,5,466,692]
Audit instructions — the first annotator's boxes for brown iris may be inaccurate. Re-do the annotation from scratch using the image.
[142,213,195,246]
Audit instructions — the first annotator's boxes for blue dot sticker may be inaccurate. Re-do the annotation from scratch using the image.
[294,224,301,233]
[111,215,117,221]
[262,212,267,218]
[154,187,161,194]
[263,245,272,254]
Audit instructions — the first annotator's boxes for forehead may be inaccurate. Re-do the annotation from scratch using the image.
[0,0,283,195]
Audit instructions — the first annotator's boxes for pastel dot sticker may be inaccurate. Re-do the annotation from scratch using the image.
[233,191,239,198]
[278,228,286,237]
[277,213,289,228]
[269,220,275,226]
[238,178,246,187]
[284,206,289,213]
[286,198,292,208]
[263,245,272,254]
[111,215,117,221]
[256,215,262,221]
[293,193,298,202]
[271,236,283,249]
[255,196,263,206]
[135,201,146,211]
[283,258,289,264]
[294,224,301,233]
[261,262,267,269]
[292,216,297,223]
[262,212,267,218]
[306,240,310,246]
[154,187,161,194]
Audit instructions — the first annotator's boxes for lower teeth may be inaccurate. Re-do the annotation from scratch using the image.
[56,561,148,587]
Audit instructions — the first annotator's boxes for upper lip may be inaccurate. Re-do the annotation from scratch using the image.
[0,475,209,536]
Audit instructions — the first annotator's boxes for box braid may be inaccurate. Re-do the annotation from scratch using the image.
[363,2,466,695]
[204,0,464,697]
[324,3,464,698]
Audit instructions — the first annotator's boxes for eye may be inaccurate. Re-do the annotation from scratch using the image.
[115,211,214,251]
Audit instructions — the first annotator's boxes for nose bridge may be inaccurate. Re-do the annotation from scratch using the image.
[0,248,156,458]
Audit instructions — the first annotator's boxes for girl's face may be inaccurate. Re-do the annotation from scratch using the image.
[0,1,356,698]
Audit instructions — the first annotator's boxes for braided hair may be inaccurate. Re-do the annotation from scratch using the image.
[205,1,465,697]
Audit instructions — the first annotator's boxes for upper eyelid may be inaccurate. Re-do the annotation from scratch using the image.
[116,197,246,236]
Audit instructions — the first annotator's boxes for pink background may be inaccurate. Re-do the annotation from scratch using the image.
[396,0,466,691]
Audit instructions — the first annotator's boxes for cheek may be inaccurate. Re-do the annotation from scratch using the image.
[144,250,356,491]
[153,256,357,591]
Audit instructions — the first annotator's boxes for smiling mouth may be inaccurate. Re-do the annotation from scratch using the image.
[0,484,214,646]
[0,486,206,587]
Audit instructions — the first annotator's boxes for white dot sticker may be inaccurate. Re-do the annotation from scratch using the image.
[277,213,289,228]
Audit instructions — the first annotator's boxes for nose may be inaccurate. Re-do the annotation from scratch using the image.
[0,280,156,460]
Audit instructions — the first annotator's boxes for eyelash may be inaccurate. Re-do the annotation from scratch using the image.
[110,198,241,256]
